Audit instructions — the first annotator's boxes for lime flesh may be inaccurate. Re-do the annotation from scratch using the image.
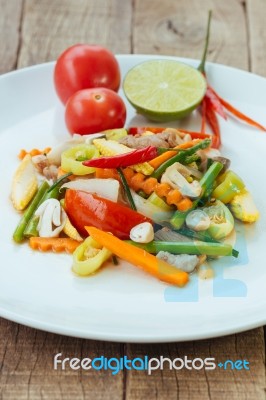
[123,59,206,122]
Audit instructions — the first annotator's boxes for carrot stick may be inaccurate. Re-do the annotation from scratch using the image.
[29,237,81,253]
[148,139,202,170]
[85,227,189,287]
[217,96,266,132]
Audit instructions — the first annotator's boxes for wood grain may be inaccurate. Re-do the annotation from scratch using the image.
[0,0,24,73]
[247,0,266,76]
[0,319,124,400]
[0,0,265,399]
[17,0,132,68]
[126,330,265,400]
[133,0,248,69]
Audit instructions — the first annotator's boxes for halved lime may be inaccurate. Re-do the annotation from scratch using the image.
[123,59,206,122]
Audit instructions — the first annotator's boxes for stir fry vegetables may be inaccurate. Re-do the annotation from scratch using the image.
[11,125,260,287]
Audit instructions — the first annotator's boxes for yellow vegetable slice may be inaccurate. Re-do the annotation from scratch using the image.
[11,154,38,211]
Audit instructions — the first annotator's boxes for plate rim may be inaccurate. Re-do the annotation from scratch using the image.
[1,54,266,342]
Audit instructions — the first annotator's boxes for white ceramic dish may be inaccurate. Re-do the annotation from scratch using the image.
[0,55,266,342]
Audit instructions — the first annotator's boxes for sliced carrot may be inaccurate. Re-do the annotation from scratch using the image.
[130,172,146,191]
[166,189,183,206]
[85,227,189,287]
[18,149,27,160]
[57,167,75,180]
[141,178,158,195]
[18,147,52,160]
[148,139,202,170]
[95,168,120,180]
[29,237,81,253]
[177,197,193,211]
[154,183,171,198]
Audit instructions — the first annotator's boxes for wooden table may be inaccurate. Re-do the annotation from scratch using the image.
[0,1,265,398]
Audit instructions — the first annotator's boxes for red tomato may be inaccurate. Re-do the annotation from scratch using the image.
[64,190,152,239]
[54,44,121,104]
[65,88,127,135]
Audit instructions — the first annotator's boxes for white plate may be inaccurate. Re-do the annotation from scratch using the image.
[0,55,266,343]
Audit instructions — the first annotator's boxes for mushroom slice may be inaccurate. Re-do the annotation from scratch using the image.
[35,199,66,237]
[161,162,202,198]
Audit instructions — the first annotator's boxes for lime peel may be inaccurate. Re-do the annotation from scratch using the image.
[123,59,206,122]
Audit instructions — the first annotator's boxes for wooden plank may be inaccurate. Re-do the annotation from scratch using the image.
[126,330,265,400]
[247,0,266,76]
[17,0,132,68]
[0,319,124,399]
[0,0,23,74]
[133,0,248,69]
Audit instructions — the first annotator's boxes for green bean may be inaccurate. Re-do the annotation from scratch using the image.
[125,240,235,257]
[151,139,211,179]
[117,167,137,211]
[47,172,72,193]
[176,227,239,258]
[23,186,60,238]
[13,181,50,243]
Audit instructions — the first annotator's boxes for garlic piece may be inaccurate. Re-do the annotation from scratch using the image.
[35,199,66,237]
[130,222,154,243]
[186,210,211,231]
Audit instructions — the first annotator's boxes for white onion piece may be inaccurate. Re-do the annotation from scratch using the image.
[61,178,120,202]
[130,190,174,224]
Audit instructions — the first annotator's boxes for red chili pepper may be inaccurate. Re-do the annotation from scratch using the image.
[201,98,207,133]
[205,98,221,149]
[83,146,158,168]
[198,11,265,148]
[216,95,266,132]
[127,126,211,140]
[205,86,227,120]
[65,189,152,239]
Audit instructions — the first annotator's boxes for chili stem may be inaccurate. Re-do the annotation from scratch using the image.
[117,167,137,211]
[198,10,212,73]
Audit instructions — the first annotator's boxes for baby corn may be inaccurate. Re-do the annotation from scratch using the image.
[11,154,38,211]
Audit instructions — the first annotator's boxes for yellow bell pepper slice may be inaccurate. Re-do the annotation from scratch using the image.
[72,236,112,276]
[61,144,99,175]
[212,170,245,203]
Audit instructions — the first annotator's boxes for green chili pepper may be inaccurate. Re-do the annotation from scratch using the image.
[72,237,112,276]
[203,200,235,240]
[117,167,137,210]
[212,170,245,203]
